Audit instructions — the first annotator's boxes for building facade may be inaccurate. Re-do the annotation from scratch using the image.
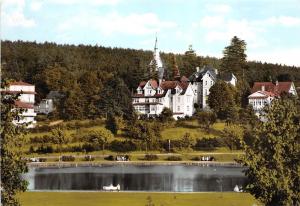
[132,38,237,118]
[248,81,297,115]
[2,81,37,128]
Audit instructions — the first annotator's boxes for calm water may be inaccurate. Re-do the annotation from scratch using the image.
[24,165,246,192]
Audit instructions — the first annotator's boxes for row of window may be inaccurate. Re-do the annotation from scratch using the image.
[133,98,163,103]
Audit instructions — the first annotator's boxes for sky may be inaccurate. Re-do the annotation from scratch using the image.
[2,0,300,66]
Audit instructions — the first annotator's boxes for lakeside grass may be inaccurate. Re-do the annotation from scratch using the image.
[19,192,259,206]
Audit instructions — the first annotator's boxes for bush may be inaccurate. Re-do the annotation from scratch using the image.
[104,155,114,161]
[61,155,75,162]
[39,158,47,162]
[82,143,98,152]
[109,140,137,152]
[35,145,54,154]
[166,156,182,161]
[194,137,223,150]
[144,154,158,161]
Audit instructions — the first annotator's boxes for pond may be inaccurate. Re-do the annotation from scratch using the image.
[24,164,246,192]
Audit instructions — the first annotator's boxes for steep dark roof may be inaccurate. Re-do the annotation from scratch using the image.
[189,66,217,82]
[219,73,234,82]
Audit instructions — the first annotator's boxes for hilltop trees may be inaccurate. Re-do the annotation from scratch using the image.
[241,99,300,205]
[1,94,28,206]
[98,77,133,119]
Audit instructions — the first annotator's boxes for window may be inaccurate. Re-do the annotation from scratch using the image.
[177,97,180,103]
[151,106,155,111]
[205,81,207,86]
[205,89,208,96]
[177,106,180,111]
[187,106,189,111]
[211,81,213,85]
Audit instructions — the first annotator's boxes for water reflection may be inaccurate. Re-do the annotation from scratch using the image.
[24,165,246,192]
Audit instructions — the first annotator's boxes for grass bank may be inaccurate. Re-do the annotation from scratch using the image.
[19,192,259,206]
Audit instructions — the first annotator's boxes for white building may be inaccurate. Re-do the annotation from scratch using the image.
[189,67,237,109]
[132,38,237,118]
[248,81,297,115]
[35,99,54,115]
[132,77,195,119]
[3,81,37,128]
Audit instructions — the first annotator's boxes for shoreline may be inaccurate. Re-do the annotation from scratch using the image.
[27,160,241,168]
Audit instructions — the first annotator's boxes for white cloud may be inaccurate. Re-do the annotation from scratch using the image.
[248,48,300,66]
[205,4,232,14]
[200,16,225,28]
[199,17,266,49]
[2,0,36,28]
[262,16,300,27]
[30,1,43,11]
[48,0,120,6]
[57,12,177,36]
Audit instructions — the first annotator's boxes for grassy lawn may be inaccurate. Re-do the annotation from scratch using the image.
[19,192,259,206]
[161,122,225,140]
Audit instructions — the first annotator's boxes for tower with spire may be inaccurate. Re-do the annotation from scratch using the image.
[149,36,164,84]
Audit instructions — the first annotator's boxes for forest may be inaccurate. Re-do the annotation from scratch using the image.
[1,39,300,120]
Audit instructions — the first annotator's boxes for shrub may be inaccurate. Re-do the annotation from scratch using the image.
[82,143,98,152]
[109,140,137,152]
[61,156,75,162]
[104,155,114,161]
[35,145,54,154]
[39,158,47,162]
[194,137,222,150]
[166,156,182,161]
[144,154,158,161]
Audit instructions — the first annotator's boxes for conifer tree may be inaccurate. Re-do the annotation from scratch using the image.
[221,36,247,78]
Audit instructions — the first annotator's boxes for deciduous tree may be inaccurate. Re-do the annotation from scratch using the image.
[1,94,28,206]
[241,99,300,205]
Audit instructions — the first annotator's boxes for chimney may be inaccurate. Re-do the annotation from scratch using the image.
[262,85,265,91]
[214,69,218,75]
[196,67,200,72]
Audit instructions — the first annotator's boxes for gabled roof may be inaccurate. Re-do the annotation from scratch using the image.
[189,66,217,82]
[276,82,293,94]
[148,79,158,89]
[251,81,293,95]
[9,81,33,86]
[180,76,189,82]
[251,82,275,93]
[248,91,277,99]
[160,81,178,90]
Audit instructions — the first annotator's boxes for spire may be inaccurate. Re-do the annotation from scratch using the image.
[154,35,158,53]
[149,35,164,83]
[172,55,180,81]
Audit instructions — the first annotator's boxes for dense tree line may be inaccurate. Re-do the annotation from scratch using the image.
[2,40,300,120]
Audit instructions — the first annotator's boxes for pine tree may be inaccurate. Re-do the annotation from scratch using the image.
[221,36,247,78]
[1,94,28,206]
[241,99,300,205]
